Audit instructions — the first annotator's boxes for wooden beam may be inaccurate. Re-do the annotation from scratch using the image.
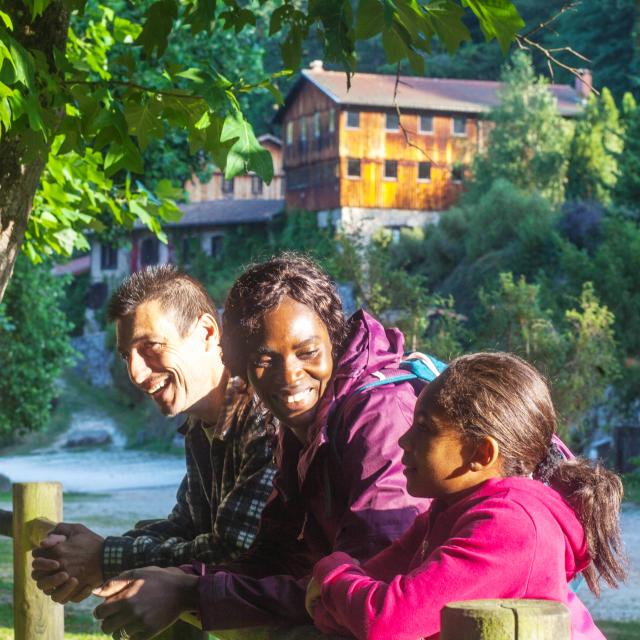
[12,482,64,640]
[441,599,570,639]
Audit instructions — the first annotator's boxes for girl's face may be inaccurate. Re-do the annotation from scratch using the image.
[399,391,481,502]
[247,296,334,438]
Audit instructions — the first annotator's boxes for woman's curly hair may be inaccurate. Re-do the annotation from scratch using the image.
[221,252,349,378]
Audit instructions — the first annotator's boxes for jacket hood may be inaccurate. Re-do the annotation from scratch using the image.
[467,477,592,580]
[331,309,406,400]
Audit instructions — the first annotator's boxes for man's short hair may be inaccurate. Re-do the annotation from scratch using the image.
[107,265,218,335]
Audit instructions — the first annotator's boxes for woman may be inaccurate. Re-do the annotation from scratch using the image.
[94,253,428,637]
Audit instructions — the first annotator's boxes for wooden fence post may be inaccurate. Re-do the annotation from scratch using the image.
[441,599,570,640]
[12,482,64,640]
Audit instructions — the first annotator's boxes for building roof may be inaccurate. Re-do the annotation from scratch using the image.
[51,255,91,276]
[170,199,285,228]
[275,68,583,122]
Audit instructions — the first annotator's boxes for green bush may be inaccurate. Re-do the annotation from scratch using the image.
[0,256,75,444]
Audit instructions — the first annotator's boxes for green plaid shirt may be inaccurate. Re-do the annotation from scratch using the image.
[102,377,278,579]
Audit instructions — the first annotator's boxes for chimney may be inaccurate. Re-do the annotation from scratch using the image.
[309,60,324,72]
[575,69,593,99]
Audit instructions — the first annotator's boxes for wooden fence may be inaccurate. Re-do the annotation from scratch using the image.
[0,482,570,640]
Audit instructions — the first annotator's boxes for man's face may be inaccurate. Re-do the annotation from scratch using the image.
[116,299,221,417]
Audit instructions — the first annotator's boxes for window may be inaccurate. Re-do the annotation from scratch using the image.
[452,162,465,183]
[452,117,467,136]
[347,158,361,178]
[140,237,159,266]
[251,175,263,195]
[419,114,433,134]
[386,112,399,131]
[299,117,308,154]
[211,235,224,259]
[418,161,432,182]
[346,110,360,128]
[329,108,335,133]
[313,113,321,139]
[100,244,118,270]
[221,177,234,194]
[286,121,293,146]
[384,160,398,180]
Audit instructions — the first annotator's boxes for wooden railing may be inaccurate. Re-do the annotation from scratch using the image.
[1,482,570,640]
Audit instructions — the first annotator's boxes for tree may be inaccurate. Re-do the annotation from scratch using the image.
[1,0,530,301]
[614,105,640,214]
[566,88,622,204]
[0,255,75,444]
[473,273,618,439]
[471,51,572,204]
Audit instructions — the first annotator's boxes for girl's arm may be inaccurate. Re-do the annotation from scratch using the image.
[313,497,540,640]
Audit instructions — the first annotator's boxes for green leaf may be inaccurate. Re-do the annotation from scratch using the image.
[382,26,408,63]
[136,0,178,57]
[124,98,163,151]
[425,0,470,54]
[220,111,273,182]
[7,38,35,90]
[281,25,303,70]
[462,0,524,54]
[0,11,13,30]
[184,0,217,34]
[28,0,53,19]
[355,0,384,40]
[113,16,143,43]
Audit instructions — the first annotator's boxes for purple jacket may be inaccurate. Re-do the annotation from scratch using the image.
[192,310,428,630]
[313,476,604,640]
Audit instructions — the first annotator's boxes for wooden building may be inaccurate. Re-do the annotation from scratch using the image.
[184,134,285,202]
[275,61,584,234]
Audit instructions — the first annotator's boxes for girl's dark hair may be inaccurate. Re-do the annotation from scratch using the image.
[221,252,349,377]
[424,351,626,596]
[107,264,219,336]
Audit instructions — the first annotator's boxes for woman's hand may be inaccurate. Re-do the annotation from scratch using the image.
[93,566,199,640]
[305,577,321,618]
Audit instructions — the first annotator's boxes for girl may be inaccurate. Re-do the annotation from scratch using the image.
[306,352,625,640]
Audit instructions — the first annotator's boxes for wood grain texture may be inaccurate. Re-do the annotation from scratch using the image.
[441,599,570,640]
[12,482,64,640]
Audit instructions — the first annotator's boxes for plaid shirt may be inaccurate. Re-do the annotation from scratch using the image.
[102,377,278,579]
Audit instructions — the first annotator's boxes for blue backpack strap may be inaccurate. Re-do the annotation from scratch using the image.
[353,352,447,394]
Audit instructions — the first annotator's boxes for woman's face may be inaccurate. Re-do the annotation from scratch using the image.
[247,296,334,437]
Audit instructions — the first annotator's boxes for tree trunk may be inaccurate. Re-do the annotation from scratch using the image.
[0,2,69,302]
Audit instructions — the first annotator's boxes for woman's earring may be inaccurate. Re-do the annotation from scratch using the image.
[469,462,480,471]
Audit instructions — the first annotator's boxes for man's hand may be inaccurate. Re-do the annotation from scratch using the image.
[31,522,105,603]
[305,576,321,618]
[93,567,199,640]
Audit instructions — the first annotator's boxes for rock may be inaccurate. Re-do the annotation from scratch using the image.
[64,429,113,448]
[0,473,11,491]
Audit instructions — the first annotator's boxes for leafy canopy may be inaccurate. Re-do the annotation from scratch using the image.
[0,0,526,262]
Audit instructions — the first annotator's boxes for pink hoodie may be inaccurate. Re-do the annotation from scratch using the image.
[312,476,605,640]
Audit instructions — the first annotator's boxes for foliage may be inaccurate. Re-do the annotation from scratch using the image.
[545,0,639,103]
[614,104,640,215]
[0,255,75,444]
[421,179,560,312]
[335,230,467,357]
[473,274,618,438]
[558,200,604,253]
[566,89,623,204]
[471,51,572,204]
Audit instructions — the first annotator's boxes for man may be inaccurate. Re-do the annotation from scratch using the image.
[31,265,278,604]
